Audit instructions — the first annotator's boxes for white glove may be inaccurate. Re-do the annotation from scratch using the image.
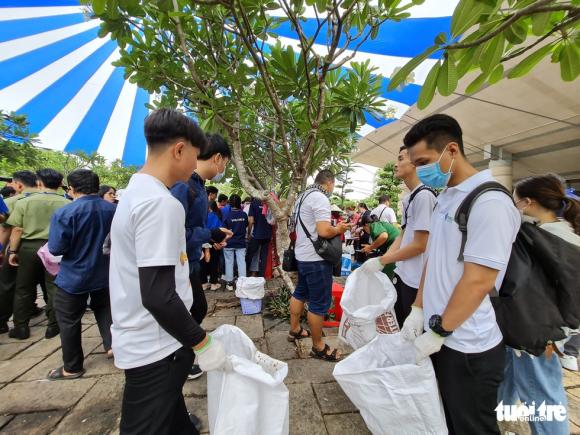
[400,306,425,341]
[360,257,384,274]
[195,336,227,372]
[413,330,445,364]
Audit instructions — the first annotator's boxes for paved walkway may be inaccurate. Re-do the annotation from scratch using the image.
[0,284,579,434]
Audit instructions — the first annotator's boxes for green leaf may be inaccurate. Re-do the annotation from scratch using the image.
[451,0,491,38]
[504,20,528,45]
[417,61,441,109]
[532,12,551,36]
[387,45,440,91]
[456,46,482,78]
[93,0,106,15]
[488,63,504,84]
[560,43,580,82]
[465,71,489,94]
[434,32,447,45]
[480,35,505,73]
[508,43,554,79]
[437,55,458,96]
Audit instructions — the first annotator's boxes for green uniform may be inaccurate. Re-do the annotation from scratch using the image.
[370,221,401,279]
[4,190,70,329]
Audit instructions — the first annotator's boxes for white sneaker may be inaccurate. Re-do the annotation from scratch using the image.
[226,284,234,291]
[202,283,211,291]
[210,283,222,291]
[560,354,579,372]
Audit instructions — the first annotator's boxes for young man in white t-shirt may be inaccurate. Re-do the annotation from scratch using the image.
[370,195,397,224]
[361,145,436,326]
[399,114,520,434]
[109,109,227,435]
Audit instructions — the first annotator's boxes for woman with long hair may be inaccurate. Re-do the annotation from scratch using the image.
[98,185,117,204]
[499,173,580,435]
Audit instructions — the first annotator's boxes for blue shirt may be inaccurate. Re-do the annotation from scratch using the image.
[221,204,231,222]
[0,197,8,215]
[171,173,212,266]
[250,200,273,240]
[206,211,222,230]
[225,208,248,249]
[48,195,116,294]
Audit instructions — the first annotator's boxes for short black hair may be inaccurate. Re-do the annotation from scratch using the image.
[67,169,99,195]
[243,197,251,203]
[361,213,378,226]
[358,202,368,210]
[403,114,464,155]
[36,168,63,190]
[314,169,335,185]
[399,145,407,152]
[378,194,390,204]
[206,186,219,196]
[144,108,207,152]
[217,194,228,203]
[98,185,115,198]
[12,170,37,188]
[1,186,16,198]
[229,194,242,209]
[199,133,232,161]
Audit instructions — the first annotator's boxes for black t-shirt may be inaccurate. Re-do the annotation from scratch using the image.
[250,200,273,240]
[225,208,249,249]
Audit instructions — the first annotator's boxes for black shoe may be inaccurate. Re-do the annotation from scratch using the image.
[0,322,8,334]
[9,326,30,340]
[31,306,44,318]
[188,413,202,431]
[45,325,60,339]
[187,364,203,380]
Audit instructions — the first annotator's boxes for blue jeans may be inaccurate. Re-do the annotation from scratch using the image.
[224,248,246,283]
[293,261,333,316]
[498,347,569,435]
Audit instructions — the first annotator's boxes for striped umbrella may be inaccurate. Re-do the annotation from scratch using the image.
[0,1,458,166]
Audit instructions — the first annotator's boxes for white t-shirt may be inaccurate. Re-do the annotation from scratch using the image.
[371,204,397,223]
[109,173,193,369]
[395,184,437,289]
[423,170,520,353]
[294,190,331,262]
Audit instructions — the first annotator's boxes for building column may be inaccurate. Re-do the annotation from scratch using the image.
[485,145,513,191]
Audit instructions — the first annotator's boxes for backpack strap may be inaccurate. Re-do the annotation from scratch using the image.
[402,185,437,230]
[293,190,317,241]
[454,181,513,262]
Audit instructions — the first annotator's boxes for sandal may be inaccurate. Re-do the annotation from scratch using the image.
[310,344,342,362]
[287,327,312,342]
[47,366,85,381]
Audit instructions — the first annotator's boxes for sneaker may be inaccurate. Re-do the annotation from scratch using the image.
[210,283,222,291]
[9,326,30,340]
[188,364,204,380]
[560,354,579,372]
[202,283,211,291]
[226,282,234,291]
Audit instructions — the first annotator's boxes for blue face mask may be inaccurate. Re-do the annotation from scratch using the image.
[212,171,225,182]
[416,147,454,189]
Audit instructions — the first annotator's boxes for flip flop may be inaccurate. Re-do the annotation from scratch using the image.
[287,327,312,342]
[47,366,85,381]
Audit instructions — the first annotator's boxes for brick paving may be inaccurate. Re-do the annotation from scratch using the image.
[0,285,579,434]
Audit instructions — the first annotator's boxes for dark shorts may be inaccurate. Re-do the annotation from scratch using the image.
[293,260,333,316]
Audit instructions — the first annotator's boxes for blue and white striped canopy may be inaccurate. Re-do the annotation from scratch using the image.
[0,1,458,166]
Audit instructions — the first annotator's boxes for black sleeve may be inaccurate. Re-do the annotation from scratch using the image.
[138,266,207,348]
[210,228,227,243]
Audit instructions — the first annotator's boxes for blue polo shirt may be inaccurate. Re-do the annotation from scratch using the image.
[225,208,248,249]
[250,200,273,240]
[221,204,231,222]
[206,211,222,230]
[171,173,212,267]
[48,195,116,294]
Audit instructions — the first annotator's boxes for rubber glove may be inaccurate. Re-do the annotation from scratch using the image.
[413,330,445,364]
[401,306,425,341]
[360,257,383,274]
[195,336,227,372]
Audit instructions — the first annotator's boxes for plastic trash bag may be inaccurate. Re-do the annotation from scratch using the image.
[333,333,448,435]
[338,268,399,349]
[208,325,289,435]
[37,243,62,276]
[235,277,266,300]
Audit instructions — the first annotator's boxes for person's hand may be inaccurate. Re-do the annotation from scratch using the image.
[8,253,19,267]
[336,222,349,235]
[413,330,445,364]
[401,306,424,341]
[204,251,211,263]
[360,257,383,274]
[219,228,233,241]
[361,244,373,254]
[195,336,228,372]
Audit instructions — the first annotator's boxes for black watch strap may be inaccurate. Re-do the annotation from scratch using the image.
[429,314,453,337]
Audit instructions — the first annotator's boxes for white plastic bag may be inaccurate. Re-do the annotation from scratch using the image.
[208,325,289,435]
[338,268,399,349]
[333,334,447,435]
[235,277,266,300]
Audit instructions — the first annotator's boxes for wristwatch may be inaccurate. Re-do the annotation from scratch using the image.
[429,315,453,337]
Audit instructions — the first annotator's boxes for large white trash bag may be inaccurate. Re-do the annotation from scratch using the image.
[333,334,447,435]
[235,276,266,299]
[207,325,289,435]
[338,268,399,349]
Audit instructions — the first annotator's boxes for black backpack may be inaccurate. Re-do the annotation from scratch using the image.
[455,181,580,356]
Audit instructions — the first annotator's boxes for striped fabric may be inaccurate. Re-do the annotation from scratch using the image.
[0,1,457,165]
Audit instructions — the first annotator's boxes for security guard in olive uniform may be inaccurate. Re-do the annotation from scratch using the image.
[0,171,38,334]
[6,169,70,340]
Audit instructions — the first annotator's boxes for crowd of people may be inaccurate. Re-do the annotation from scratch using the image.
[0,108,579,435]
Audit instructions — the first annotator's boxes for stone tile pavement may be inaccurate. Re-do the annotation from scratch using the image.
[0,287,579,434]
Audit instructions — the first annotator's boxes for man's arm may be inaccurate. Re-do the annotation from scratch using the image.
[0,226,11,251]
[380,230,429,265]
[48,212,72,256]
[363,232,389,252]
[247,216,254,239]
[8,227,23,266]
[413,261,428,308]
[316,221,348,238]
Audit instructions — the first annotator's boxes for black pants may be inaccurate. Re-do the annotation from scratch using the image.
[200,248,220,284]
[120,347,198,435]
[189,262,207,325]
[0,254,18,324]
[246,238,270,277]
[392,274,417,327]
[431,343,505,435]
[54,287,112,373]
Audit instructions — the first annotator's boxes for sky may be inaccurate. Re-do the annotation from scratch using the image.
[346,163,379,200]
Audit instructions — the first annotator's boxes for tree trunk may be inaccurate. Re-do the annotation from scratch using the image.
[274,216,295,291]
